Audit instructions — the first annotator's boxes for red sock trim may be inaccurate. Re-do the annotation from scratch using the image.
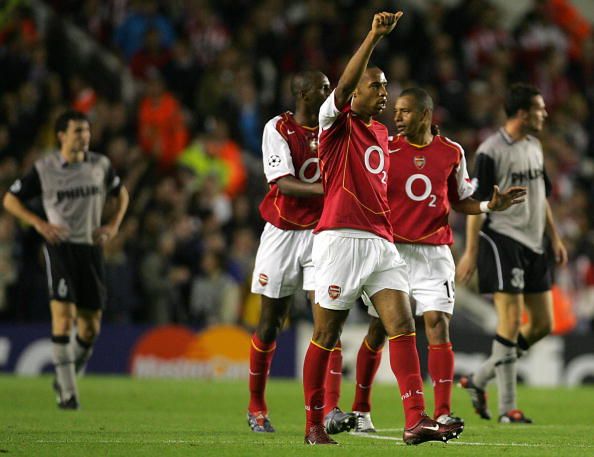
[252,334,276,353]
[428,342,453,350]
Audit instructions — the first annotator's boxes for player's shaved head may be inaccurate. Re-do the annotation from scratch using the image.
[360,65,384,83]
[290,70,326,97]
[399,88,434,112]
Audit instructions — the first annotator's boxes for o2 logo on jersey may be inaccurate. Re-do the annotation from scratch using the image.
[405,173,437,207]
[299,158,320,183]
[364,146,387,184]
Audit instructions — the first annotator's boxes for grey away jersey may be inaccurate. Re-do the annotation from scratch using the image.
[473,128,551,254]
[9,151,121,244]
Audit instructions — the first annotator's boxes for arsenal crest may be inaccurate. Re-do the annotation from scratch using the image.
[258,273,269,286]
[414,156,426,169]
[328,284,341,300]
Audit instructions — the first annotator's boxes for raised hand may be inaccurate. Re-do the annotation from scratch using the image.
[371,11,403,37]
[487,185,527,212]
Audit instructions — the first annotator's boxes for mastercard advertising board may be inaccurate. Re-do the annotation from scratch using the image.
[129,324,251,379]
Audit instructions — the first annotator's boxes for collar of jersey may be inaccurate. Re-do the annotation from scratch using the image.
[405,136,435,149]
[59,152,88,167]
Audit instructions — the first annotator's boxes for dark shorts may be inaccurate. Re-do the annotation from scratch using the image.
[43,242,107,310]
[477,227,552,294]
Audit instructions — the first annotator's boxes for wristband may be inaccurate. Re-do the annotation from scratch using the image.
[480,201,491,213]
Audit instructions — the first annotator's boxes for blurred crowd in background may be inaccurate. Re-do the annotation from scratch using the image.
[0,0,593,333]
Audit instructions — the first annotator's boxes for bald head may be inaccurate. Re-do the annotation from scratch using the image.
[290,71,327,97]
[357,66,386,88]
[291,70,331,122]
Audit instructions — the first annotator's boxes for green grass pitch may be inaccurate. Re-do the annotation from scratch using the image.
[0,375,593,456]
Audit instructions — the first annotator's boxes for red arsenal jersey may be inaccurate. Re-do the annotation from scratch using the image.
[258,112,323,230]
[388,134,474,245]
[314,91,393,241]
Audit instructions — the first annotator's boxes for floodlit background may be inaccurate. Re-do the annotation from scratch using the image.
[0,0,593,385]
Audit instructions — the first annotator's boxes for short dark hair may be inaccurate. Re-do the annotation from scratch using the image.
[504,83,541,117]
[290,70,325,97]
[54,110,89,139]
[399,87,434,111]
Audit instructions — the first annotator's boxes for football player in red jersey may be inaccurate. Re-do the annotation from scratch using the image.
[246,71,331,433]
[347,88,526,433]
[302,12,464,446]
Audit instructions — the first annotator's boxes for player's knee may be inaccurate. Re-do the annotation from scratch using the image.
[532,320,553,340]
[394,315,416,334]
[53,320,72,336]
[312,328,340,350]
[366,318,387,348]
[79,324,100,342]
[256,314,286,342]
[256,325,280,344]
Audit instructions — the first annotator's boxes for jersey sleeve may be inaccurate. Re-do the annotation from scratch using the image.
[448,145,475,202]
[472,152,496,201]
[262,118,295,183]
[319,90,342,131]
[105,162,122,197]
[543,166,552,197]
[8,166,42,200]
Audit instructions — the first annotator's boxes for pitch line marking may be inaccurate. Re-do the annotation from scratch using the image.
[349,432,594,448]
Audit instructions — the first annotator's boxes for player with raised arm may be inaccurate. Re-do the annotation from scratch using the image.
[247,71,351,433]
[302,12,463,446]
[3,110,128,409]
[347,88,525,434]
[457,83,567,423]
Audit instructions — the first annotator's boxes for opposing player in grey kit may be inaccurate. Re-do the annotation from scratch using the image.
[456,84,567,423]
[3,110,129,409]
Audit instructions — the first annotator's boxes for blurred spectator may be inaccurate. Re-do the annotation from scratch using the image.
[114,0,175,60]
[137,70,189,170]
[189,250,240,325]
[140,232,191,323]
[163,38,202,109]
[130,27,172,80]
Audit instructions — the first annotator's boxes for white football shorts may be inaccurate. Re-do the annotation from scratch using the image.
[366,243,455,317]
[312,229,408,310]
[251,223,315,298]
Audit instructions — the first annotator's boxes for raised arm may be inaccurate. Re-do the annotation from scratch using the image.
[334,11,403,109]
